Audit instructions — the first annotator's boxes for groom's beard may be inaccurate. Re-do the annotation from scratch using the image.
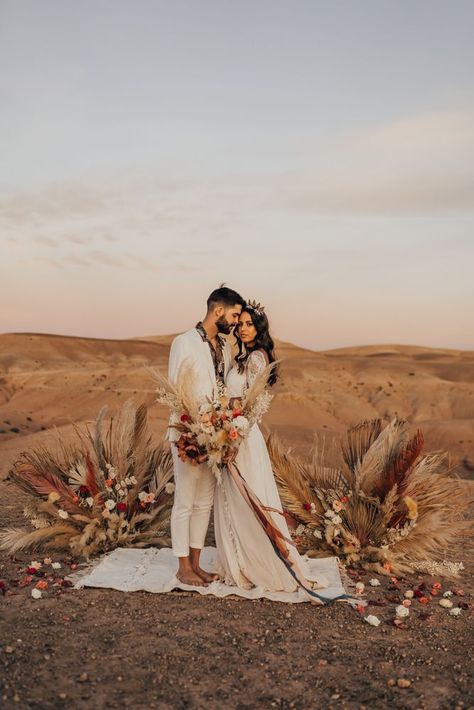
[216,316,233,335]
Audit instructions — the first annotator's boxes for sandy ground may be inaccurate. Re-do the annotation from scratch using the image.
[1,333,473,708]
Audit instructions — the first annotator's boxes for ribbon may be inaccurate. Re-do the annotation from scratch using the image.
[226,462,358,606]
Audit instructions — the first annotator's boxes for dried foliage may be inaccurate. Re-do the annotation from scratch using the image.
[0,400,174,558]
[270,418,473,578]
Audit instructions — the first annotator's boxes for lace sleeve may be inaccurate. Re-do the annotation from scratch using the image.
[246,350,268,389]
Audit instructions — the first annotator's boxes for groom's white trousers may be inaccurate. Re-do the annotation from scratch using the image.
[170,448,216,557]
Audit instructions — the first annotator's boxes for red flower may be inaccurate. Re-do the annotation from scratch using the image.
[79,485,89,494]
[116,502,127,513]
[303,502,312,511]
[26,567,39,575]
[232,409,243,419]
[340,496,348,503]
[180,413,191,423]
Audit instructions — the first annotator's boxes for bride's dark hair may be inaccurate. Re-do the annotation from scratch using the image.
[235,304,279,386]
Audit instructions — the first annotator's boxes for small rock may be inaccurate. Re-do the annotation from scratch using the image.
[58,693,67,700]
[4,646,14,654]
[318,659,328,666]
[387,678,396,687]
[330,694,340,700]
[397,678,411,688]
[78,672,88,683]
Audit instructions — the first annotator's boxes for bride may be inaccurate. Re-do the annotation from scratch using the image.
[214,300,330,600]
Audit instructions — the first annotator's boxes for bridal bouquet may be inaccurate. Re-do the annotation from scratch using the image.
[151,364,274,481]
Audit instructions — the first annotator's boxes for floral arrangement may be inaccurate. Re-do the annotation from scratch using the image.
[269,418,473,578]
[0,400,175,558]
[151,363,274,481]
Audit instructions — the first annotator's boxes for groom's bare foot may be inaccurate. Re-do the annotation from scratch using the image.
[176,569,208,587]
[193,566,220,584]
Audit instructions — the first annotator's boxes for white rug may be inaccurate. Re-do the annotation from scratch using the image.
[71,546,358,605]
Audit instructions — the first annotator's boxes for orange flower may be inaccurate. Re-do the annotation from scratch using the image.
[228,429,239,441]
[419,596,430,604]
[105,478,113,487]
[340,496,348,503]
[432,582,442,590]
[35,580,48,590]
[383,563,392,572]
[73,495,79,503]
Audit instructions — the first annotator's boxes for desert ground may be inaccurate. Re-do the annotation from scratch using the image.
[0,332,473,709]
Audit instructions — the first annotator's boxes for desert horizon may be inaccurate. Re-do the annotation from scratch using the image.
[1,330,473,480]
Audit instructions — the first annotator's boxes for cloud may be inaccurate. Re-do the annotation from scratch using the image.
[281,173,474,214]
[34,235,57,247]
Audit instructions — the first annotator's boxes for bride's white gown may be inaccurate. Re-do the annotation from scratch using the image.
[72,352,352,604]
[214,351,330,595]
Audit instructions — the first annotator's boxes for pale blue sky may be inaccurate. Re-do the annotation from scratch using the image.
[1,1,473,349]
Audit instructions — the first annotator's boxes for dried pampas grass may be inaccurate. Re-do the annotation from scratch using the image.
[0,400,174,558]
[270,418,473,578]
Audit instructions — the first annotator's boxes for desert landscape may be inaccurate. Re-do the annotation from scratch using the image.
[0,332,473,708]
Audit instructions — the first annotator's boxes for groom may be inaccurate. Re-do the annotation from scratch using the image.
[167,285,245,586]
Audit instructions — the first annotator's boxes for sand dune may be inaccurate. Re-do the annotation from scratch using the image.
[0,331,473,478]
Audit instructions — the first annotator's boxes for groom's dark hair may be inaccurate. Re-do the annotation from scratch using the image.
[206,284,245,311]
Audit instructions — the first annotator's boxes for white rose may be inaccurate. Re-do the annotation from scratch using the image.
[233,416,249,433]
[332,515,342,525]
[86,497,94,507]
[165,483,175,494]
[105,499,116,510]
[138,491,148,502]
[404,590,414,599]
[355,582,365,594]
[130,476,137,485]
[51,562,61,570]
[58,509,69,519]
[439,598,453,608]
[313,529,322,539]
[364,615,381,627]
[449,607,462,616]
[295,524,306,536]
[443,591,453,598]
[395,604,409,618]
[31,588,42,599]
[369,578,381,587]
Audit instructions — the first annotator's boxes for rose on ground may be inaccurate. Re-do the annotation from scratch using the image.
[365,615,381,627]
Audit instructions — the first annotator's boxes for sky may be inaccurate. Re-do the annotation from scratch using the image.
[1,0,473,350]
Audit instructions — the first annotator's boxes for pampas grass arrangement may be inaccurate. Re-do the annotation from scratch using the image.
[0,400,174,558]
[269,418,473,578]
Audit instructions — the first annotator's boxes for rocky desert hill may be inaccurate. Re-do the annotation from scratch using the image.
[0,332,473,478]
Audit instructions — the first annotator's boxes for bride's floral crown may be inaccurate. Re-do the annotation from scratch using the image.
[247,299,265,316]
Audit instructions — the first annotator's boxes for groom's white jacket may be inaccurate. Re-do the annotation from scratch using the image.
[166,328,233,443]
